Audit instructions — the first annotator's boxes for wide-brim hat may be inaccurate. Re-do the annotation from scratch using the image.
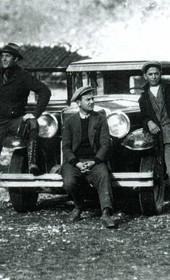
[71,86,94,102]
[0,43,23,60]
[141,61,162,74]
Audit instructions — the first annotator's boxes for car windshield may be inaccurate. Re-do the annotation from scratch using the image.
[27,66,170,103]
[72,71,146,95]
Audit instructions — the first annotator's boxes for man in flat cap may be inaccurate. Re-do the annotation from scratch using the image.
[0,43,51,175]
[139,61,170,186]
[61,86,117,228]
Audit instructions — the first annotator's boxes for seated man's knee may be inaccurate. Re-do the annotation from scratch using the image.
[95,164,109,177]
[63,179,76,192]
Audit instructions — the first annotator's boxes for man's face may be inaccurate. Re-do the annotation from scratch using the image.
[144,67,161,86]
[78,92,94,113]
[1,52,17,68]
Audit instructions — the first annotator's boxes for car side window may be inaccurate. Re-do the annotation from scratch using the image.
[129,76,146,94]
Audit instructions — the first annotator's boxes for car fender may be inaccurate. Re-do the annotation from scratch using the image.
[122,128,155,151]
[3,136,27,150]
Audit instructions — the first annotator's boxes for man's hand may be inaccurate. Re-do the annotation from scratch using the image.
[76,161,95,173]
[84,161,95,170]
[76,162,85,171]
[23,113,36,121]
[147,120,160,135]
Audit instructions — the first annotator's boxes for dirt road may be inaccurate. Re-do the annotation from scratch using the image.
[0,193,170,280]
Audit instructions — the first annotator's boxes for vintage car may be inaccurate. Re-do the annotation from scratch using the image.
[0,60,169,215]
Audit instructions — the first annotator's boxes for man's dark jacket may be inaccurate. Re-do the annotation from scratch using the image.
[139,81,170,132]
[0,65,51,119]
[62,111,111,164]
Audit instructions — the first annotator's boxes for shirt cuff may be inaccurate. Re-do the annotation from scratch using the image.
[94,157,102,164]
[69,158,79,166]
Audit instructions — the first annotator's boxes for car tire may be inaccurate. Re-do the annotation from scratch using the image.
[8,148,38,213]
[139,156,165,215]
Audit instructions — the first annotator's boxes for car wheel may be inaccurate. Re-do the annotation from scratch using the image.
[8,149,38,213]
[139,156,165,215]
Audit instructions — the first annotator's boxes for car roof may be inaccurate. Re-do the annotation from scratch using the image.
[66,59,170,72]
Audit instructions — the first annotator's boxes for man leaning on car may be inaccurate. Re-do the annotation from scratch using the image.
[0,43,51,175]
[139,61,170,187]
[61,86,118,229]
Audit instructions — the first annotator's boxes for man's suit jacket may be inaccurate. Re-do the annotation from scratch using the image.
[0,65,51,119]
[62,111,111,164]
[139,81,170,132]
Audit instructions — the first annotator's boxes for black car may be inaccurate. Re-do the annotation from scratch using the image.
[1,59,169,215]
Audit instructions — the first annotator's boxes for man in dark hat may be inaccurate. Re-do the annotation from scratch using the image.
[139,60,170,186]
[0,43,51,175]
[61,86,117,228]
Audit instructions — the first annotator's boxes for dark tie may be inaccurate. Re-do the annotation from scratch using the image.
[3,70,9,84]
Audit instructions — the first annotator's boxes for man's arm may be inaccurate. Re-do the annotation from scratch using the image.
[94,114,111,162]
[23,71,51,119]
[139,94,160,134]
[62,118,78,164]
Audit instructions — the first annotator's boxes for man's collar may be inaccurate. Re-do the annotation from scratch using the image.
[2,65,18,73]
[79,111,90,119]
[144,81,162,90]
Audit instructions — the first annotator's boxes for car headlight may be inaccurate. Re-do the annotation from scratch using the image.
[107,112,130,138]
[37,112,58,138]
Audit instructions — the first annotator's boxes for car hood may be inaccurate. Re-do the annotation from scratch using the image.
[63,94,140,116]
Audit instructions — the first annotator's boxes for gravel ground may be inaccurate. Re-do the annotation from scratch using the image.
[0,192,170,280]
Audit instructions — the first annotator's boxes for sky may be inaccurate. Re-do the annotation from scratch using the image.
[1,0,170,60]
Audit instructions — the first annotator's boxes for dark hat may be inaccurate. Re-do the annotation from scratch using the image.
[71,86,94,102]
[142,61,162,73]
[0,43,23,60]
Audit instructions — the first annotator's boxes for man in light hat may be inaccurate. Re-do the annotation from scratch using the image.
[61,86,117,228]
[0,43,51,175]
[139,61,170,186]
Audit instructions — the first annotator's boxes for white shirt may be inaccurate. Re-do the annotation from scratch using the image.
[79,112,90,119]
[150,85,160,97]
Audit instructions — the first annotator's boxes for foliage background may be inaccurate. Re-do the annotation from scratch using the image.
[0,0,170,59]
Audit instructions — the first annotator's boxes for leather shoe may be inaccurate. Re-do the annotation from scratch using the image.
[101,208,118,229]
[69,207,82,222]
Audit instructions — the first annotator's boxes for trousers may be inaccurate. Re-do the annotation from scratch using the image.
[164,143,170,178]
[61,162,113,211]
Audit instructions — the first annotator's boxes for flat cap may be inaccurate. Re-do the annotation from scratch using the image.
[71,86,94,102]
[141,61,162,73]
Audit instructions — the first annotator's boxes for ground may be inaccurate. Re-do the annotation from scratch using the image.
[0,192,170,280]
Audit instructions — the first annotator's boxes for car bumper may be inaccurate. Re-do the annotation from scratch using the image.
[0,172,154,189]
